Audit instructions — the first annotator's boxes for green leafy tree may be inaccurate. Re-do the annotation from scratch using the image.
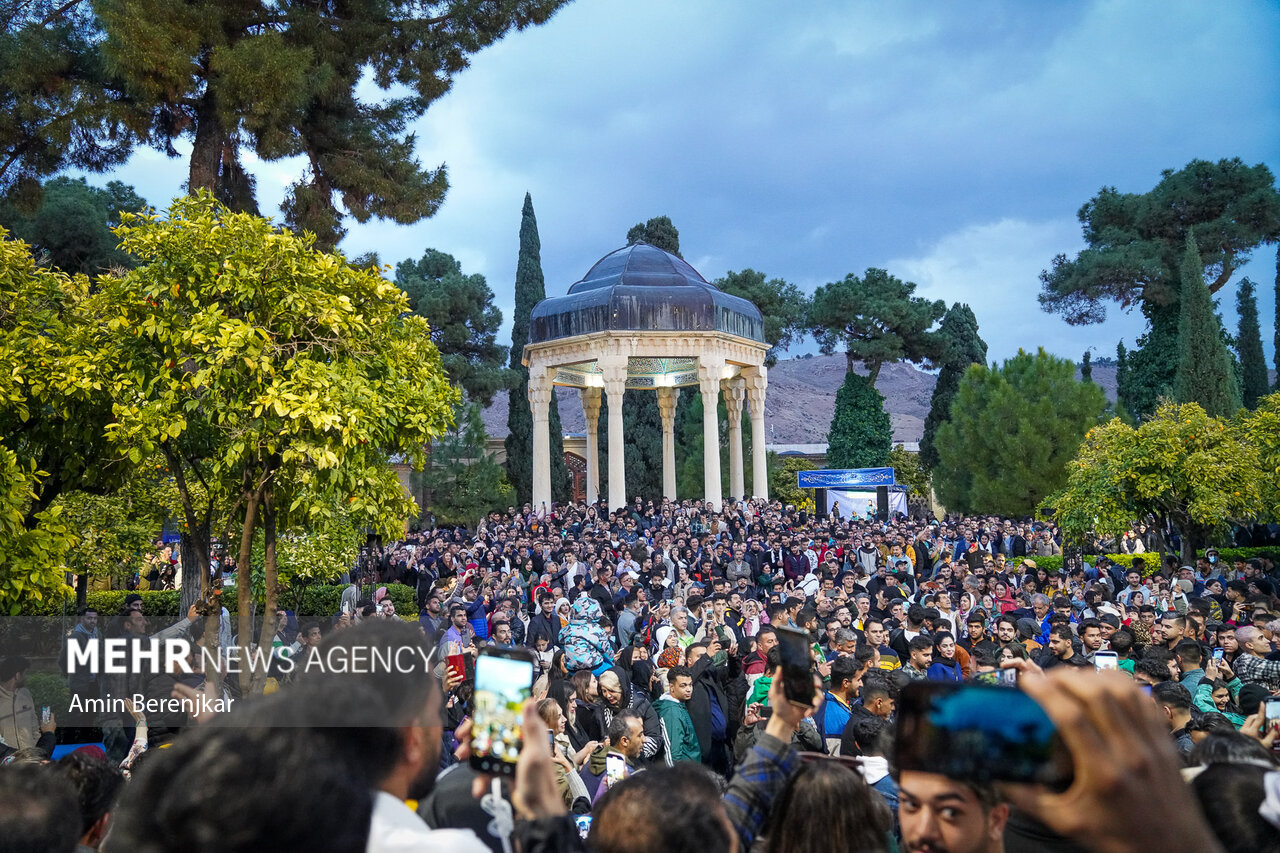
[86,0,569,248]
[715,269,807,366]
[0,227,129,613]
[808,267,946,382]
[1243,392,1280,520]
[395,248,509,405]
[1039,158,1280,419]
[626,216,681,256]
[1235,277,1269,409]
[98,193,458,693]
[1174,233,1242,417]
[55,462,175,603]
[1081,349,1093,383]
[919,303,986,471]
[0,2,135,200]
[0,176,146,274]
[769,455,816,513]
[505,192,569,505]
[826,372,891,470]
[888,443,931,506]
[413,402,515,527]
[935,349,1107,516]
[1044,402,1262,564]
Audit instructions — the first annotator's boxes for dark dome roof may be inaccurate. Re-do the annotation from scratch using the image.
[529,243,765,345]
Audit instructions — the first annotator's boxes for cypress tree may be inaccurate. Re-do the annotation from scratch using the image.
[596,216,682,501]
[1235,278,1269,409]
[1115,341,1129,408]
[1080,349,1093,383]
[826,373,891,470]
[1173,232,1241,417]
[1274,246,1280,391]
[920,304,986,471]
[505,193,570,506]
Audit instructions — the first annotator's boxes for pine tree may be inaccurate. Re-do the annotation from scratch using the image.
[1235,278,1269,409]
[826,373,891,470]
[1174,232,1242,417]
[505,193,569,505]
[934,349,1107,516]
[1081,349,1093,383]
[920,304,986,471]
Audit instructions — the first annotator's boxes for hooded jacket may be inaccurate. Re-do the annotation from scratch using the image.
[561,596,613,672]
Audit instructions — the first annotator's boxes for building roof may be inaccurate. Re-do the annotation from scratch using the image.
[528,243,765,345]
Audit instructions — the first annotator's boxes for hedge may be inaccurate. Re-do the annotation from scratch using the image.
[1023,547,1280,577]
[3,582,421,659]
[25,582,419,622]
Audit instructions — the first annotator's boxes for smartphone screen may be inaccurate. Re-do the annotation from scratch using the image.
[775,625,816,707]
[1094,651,1119,672]
[1212,648,1224,662]
[469,648,535,775]
[605,753,627,788]
[1266,698,1280,726]
[895,682,1074,791]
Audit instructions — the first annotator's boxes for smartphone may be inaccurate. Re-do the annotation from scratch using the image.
[998,667,1018,686]
[469,647,535,776]
[605,752,627,788]
[40,706,51,725]
[775,625,816,707]
[895,682,1074,791]
[1094,651,1119,672]
[444,640,467,683]
[1212,648,1224,662]
[575,815,593,839]
[1266,698,1280,727]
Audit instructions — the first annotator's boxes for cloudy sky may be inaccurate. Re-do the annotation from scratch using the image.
[108,0,1280,365]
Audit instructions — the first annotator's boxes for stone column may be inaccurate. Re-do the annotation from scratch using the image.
[744,366,769,501]
[723,377,745,503]
[656,386,678,501]
[697,355,724,512]
[528,368,553,512]
[580,387,602,505]
[600,357,629,510]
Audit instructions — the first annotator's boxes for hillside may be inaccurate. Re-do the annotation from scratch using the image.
[480,357,1127,446]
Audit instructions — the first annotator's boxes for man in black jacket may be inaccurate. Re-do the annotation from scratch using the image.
[526,593,561,647]
[685,641,739,776]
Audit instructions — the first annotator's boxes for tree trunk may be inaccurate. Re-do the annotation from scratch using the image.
[75,573,87,609]
[188,92,223,196]
[178,520,209,613]
[235,489,261,697]
[252,495,280,697]
[846,350,855,375]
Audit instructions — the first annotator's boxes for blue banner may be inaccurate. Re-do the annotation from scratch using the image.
[797,467,896,488]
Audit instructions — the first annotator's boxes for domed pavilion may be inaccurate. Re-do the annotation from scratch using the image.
[524,243,771,510]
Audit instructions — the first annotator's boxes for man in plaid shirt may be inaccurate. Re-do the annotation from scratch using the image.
[1233,626,1280,692]
[721,675,811,850]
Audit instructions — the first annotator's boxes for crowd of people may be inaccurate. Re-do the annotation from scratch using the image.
[3,497,1280,852]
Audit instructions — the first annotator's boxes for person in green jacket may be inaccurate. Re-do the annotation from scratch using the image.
[1193,677,1246,728]
[655,665,702,764]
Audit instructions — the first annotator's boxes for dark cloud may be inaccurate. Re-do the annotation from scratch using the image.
[104,0,1280,362]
